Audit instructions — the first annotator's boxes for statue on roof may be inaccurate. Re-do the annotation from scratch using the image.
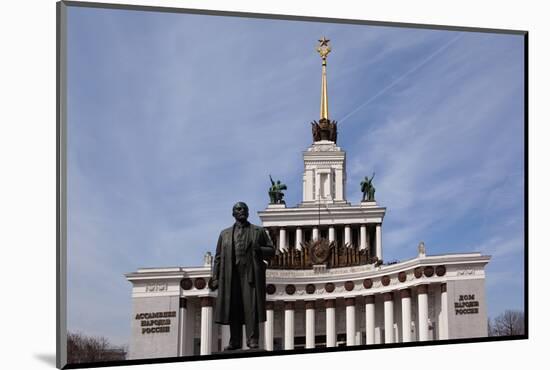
[269,175,287,204]
[361,172,376,201]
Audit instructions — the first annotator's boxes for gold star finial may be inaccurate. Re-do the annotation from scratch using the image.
[317,37,331,60]
[318,36,330,47]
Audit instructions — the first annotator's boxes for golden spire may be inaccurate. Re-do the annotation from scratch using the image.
[317,37,331,120]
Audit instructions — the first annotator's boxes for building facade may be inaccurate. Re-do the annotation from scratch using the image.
[125,39,490,360]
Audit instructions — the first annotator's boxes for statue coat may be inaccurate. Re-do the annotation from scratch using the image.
[212,223,275,325]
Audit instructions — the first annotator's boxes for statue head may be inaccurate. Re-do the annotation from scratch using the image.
[232,202,249,223]
[277,181,281,185]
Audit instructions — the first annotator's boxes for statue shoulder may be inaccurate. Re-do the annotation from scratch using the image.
[250,224,268,236]
[220,226,233,237]
[249,223,263,232]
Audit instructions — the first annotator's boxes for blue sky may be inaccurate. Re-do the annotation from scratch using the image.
[66,6,525,346]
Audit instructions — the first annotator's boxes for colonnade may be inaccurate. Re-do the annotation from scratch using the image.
[262,283,448,350]
[276,224,383,260]
[189,283,448,355]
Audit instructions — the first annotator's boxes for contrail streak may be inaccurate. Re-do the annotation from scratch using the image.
[339,33,464,124]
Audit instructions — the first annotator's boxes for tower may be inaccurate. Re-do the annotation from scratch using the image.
[303,37,346,205]
[258,38,387,265]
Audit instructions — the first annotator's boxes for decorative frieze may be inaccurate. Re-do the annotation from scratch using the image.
[180,278,193,290]
[423,266,434,277]
[363,278,373,289]
[146,283,168,292]
[194,278,206,289]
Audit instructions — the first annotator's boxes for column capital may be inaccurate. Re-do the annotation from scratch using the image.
[284,301,295,310]
[417,284,429,294]
[441,283,447,293]
[400,289,411,299]
[345,297,356,306]
[179,297,187,308]
[266,301,274,310]
[383,292,393,301]
[364,295,375,304]
[305,300,316,310]
[324,299,336,308]
[200,297,214,307]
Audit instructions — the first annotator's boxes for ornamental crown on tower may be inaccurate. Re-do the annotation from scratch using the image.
[311,37,338,143]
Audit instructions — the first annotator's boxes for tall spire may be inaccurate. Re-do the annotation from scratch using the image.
[317,37,331,120]
[311,37,337,143]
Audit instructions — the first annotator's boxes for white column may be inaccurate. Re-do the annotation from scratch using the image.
[345,298,356,346]
[302,174,307,202]
[305,301,316,349]
[365,295,375,344]
[439,284,449,340]
[200,297,213,355]
[305,169,314,202]
[284,302,295,350]
[178,298,187,356]
[376,224,382,261]
[264,302,274,351]
[312,227,319,241]
[295,227,303,251]
[279,228,287,252]
[360,225,367,250]
[335,168,344,201]
[401,289,412,343]
[221,325,230,350]
[384,293,394,344]
[344,225,351,247]
[328,226,335,242]
[418,285,429,341]
[325,300,336,347]
[315,172,321,201]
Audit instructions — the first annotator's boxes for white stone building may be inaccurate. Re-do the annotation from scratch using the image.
[125,39,490,360]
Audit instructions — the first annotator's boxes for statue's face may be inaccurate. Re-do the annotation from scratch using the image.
[232,202,249,222]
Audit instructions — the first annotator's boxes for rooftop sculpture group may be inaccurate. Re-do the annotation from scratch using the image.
[361,172,376,202]
[268,175,287,204]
